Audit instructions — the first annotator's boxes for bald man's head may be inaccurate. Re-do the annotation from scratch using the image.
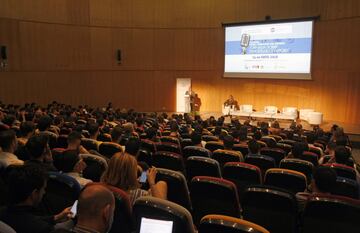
[77,184,115,220]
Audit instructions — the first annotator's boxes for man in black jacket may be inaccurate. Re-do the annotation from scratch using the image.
[0,165,71,233]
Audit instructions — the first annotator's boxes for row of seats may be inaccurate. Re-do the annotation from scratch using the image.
[27,169,360,233]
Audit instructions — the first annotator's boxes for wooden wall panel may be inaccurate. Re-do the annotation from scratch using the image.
[0,0,360,132]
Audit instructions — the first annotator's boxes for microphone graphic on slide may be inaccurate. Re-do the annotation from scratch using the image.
[240,34,250,54]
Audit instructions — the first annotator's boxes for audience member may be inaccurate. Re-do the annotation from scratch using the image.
[296,166,337,211]
[25,135,57,171]
[0,165,71,233]
[17,121,35,146]
[67,131,89,154]
[101,152,167,205]
[53,150,92,188]
[0,130,24,168]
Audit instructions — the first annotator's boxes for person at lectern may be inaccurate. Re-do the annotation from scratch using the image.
[193,93,201,115]
[224,95,239,110]
[185,87,195,113]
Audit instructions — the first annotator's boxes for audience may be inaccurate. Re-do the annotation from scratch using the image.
[101,152,167,205]
[0,165,71,233]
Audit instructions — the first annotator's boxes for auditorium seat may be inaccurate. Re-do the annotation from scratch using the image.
[279,158,314,184]
[81,138,99,151]
[140,139,156,153]
[181,138,193,149]
[183,146,211,159]
[186,156,222,182]
[242,185,298,233]
[190,176,241,226]
[205,141,224,152]
[99,142,123,159]
[133,196,195,233]
[97,133,112,142]
[279,139,296,147]
[301,151,319,166]
[302,194,360,233]
[212,149,243,170]
[199,214,270,233]
[332,177,359,199]
[260,147,286,166]
[322,163,357,181]
[223,162,262,199]
[202,135,219,142]
[264,168,307,194]
[156,142,182,154]
[155,168,192,211]
[260,136,277,148]
[39,172,81,216]
[152,151,185,174]
[276,142,292,155]
[80,153,108,182]
[233,144,249,156]
[96,183,134,233]
[160,136,181,146]
[244,155,275,176]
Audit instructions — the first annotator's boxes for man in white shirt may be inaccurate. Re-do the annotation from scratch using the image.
[0,129,24,168]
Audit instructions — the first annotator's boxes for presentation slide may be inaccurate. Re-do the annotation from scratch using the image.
[224,20,314,79]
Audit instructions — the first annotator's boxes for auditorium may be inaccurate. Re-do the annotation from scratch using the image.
[0,1,359,233]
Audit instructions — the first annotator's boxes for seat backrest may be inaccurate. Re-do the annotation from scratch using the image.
[186,156,221,181]
[244,155,275,176]
[183,146,211,159]
[94,183,134,233]
[279,139,296,147]
[160,136,181,146]
[301,151,319,166]
[80,153,108,182]
[302,194,360,233]
[39,172,81,215]
[279,158,314,184]
[264,168,307,194]
[156,168,192,211]
[99,142,123,159]
[223,162,262,200]
[205,141,224,152]
[332,177,359,199]
[140,139,156,153]
[260,147,285,166]
[186,156,222,181]
[233,144,249,156]
[260,137,277,148]
[81,138,99,151]
[153,151,185,174]
[202,135,219,142]
[199,214,269,233]
[275,143,292,155]
[242,185,298,233]
[322,163,357,181]
[156,142,182,154]
[190,176,241,226]
[97,133,112,142]
[212,150,242,170]
[181,138,193,149]
[133,196,195,233]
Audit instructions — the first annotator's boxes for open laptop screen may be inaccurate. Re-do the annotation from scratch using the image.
[139,217,174,233]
